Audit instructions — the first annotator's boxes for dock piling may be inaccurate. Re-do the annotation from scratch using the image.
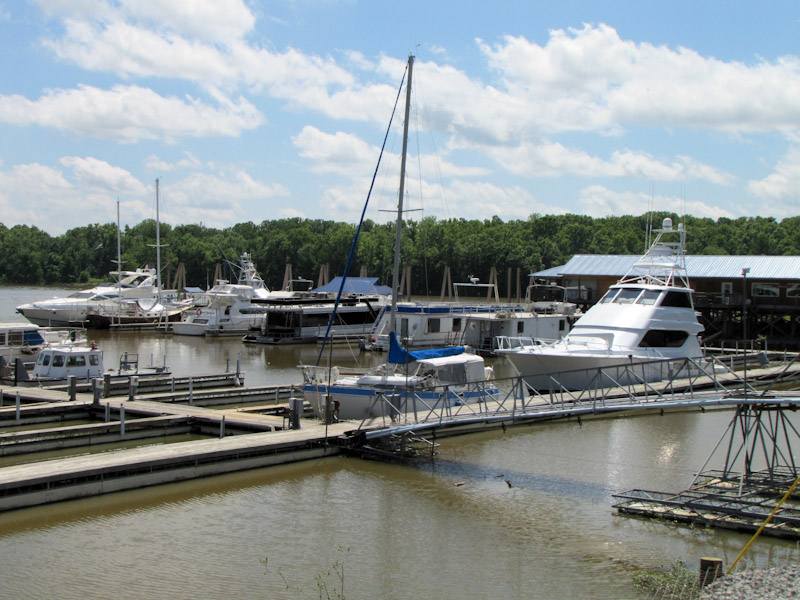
[220,415,225,438]
[120,405,125,436]
[15,392,20,422]
[68,376,76,401]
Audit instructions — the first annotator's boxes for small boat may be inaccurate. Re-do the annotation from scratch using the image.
[302,332,498,420]
[32,343,106,381]
[496,217,705,390]
[0,322,86,364]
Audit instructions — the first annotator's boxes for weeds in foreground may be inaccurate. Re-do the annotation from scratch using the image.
[262,545,350,600]
[632,559,701,599]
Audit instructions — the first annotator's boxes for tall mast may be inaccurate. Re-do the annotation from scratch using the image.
[116,200,122,325]
[389,54,413,334]
[155,178,162,304]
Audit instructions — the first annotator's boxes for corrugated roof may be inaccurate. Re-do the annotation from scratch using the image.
[533,255,800,280]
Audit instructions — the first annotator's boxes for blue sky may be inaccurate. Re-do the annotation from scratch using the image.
[0,1,798,235]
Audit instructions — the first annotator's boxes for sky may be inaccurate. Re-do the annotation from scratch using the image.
[0,1,799,235]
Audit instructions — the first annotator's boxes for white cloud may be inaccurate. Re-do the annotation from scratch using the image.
[59,156,147,193]
[747,147,800,217]
[478,23,800,136]
[145,153,202,172]
[0,158,291,234]
[0,84,264,142]
[577,185,734,219]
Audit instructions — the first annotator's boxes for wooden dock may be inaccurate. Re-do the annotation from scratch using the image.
[0,384,359,512]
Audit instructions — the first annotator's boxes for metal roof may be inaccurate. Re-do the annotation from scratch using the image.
[533,255,800,280]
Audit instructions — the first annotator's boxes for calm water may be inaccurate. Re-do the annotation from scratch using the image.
[0,286,797,599]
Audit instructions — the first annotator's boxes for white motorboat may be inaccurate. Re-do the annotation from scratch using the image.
[172,252,298,336]
[16,269,160,326]
[0,322,86,364]
[496,217,705,390]
[300,56,499,421]
[32,343,105,381]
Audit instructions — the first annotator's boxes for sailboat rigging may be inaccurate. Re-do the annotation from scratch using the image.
[301,55,499,422]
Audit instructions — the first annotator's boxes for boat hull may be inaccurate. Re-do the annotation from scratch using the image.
[502,350,696,391]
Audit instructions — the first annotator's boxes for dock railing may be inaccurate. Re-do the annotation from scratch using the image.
[354,353,771,434]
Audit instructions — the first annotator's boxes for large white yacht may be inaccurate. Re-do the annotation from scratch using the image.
[172,253,297,336]
[16,269,160,327]
[496,218,704,390]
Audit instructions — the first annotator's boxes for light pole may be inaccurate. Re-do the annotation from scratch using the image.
[742,267,750,342]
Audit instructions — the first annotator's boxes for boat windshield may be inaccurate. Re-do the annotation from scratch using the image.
[638,290,661,305]
[613,288,644,304]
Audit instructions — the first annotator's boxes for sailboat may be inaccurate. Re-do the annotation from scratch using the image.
[85,180,192,327]
[301,55,499,421]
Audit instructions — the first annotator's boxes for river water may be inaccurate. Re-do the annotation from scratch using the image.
[0,286,797,599]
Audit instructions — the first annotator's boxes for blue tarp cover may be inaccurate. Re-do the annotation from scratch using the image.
[388,331,465,364]
[311,276,391,296]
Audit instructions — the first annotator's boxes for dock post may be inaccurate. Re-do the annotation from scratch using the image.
[0,389,3,407]
[120,405,125,436]
[220,415,225,438]
[226,358,230,372]
[128,376,138,401]
[68,376,77,401]
[92,378,101,404]
[699,557,723,587]
[15,392,21,422]
[105,403,110,423]
[104,374,111,398]
[290,397,303,429]
[189,377,194,405]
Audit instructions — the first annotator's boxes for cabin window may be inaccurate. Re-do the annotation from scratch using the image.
[788,285,800,298]
[752,283,779,298]
[559,320,566,331]
[67,355,86,367]
[452,318,461,332]
[638,330,690,348]
[721,282,733,296]
[613,288,644,304]
[37,353,50,366]
[89,355,99,366]
[0,333,5,345]
[660,291,692,308]
[638,290,661,305]
[52,355,64,367]
[9,331,23,345]
[599,290,619,304]
[400,319,409,338]
[427,318,441,333]
[517,321,525,334]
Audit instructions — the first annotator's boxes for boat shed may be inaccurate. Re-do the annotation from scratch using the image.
[533,254,800,348]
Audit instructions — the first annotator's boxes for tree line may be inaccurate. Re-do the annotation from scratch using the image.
[2,213,799,293]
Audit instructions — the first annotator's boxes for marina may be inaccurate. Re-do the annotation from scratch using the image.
[3,286,800,597]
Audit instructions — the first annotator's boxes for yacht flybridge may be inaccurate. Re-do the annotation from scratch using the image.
[497,217,705,390]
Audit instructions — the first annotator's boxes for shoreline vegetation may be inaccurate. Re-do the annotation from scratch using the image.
[2,213,798,292]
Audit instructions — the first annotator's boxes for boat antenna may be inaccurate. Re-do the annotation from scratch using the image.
[314,54,412,366]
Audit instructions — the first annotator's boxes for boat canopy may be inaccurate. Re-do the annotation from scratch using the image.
[388,331,465,364]
[312,277,391,296]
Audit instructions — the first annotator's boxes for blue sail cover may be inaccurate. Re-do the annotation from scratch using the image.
[388,331,466,364]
